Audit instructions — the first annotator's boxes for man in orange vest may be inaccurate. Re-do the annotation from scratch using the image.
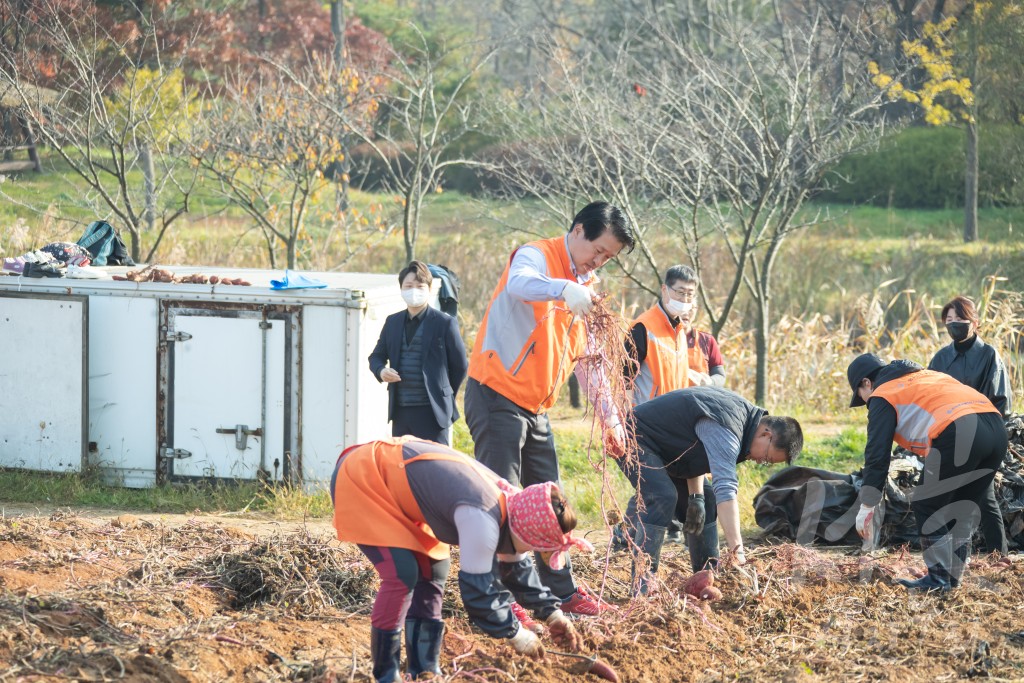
[464,201,635,620]
[616,265,727,554]
[331,437,586,682]
[847,353,1008,592]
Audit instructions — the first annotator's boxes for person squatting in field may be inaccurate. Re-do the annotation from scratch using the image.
[330,437,587,683]
[928,295,1013,555]
[463,200,636,622]
[608,386,803,594]
[847,353,1009,592]
[615,264,728,552]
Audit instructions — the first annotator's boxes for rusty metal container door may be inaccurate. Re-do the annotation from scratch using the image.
[161,305,293,482]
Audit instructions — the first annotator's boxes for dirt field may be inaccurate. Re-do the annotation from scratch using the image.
[0,508,1022,683]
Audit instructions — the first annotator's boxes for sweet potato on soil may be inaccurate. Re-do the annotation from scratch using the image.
[682,569,714,598]
[587,658,620,682]
[699,586,723,601]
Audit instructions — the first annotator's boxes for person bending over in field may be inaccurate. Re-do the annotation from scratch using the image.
[331,437,586,683]
[609,386,802,594]
[615,264,728,553]
[847,353,1008,592]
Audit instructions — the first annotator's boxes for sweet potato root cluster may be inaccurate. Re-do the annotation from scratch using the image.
[112,267,251,286]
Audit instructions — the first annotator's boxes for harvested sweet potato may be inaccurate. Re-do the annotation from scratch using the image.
[236,279,251,286]
[209,276,219,284]
[699,586,723,601]
[587,658,620,682]
[682,569,714,598]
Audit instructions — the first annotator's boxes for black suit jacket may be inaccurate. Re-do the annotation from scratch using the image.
[368,306,469,428]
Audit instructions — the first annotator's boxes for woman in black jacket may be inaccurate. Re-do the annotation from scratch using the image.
[928,295,1013,554]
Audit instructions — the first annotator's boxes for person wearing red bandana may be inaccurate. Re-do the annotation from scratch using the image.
[330,437,587,683]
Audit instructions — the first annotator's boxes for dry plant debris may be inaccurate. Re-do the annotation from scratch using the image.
[0,511,1022,682]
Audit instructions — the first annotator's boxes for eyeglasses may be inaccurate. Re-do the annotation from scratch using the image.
[669,288,697,302]
[760,434,775,467]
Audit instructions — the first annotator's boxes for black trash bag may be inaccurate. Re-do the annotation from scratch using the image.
[754,463,921,548]
[753,467,862,545]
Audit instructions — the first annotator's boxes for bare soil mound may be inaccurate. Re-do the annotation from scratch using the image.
[0,510,1021,682]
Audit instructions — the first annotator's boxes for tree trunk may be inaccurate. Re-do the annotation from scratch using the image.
[963,8,980,243]
[140,143,156,232]
[330,1,344,68]
[329,1,350,214]
[754,296,769,406]
[964,120,979,243]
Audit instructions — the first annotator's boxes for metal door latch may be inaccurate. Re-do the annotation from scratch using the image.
[161,446,192,459]
[216,424,263,450]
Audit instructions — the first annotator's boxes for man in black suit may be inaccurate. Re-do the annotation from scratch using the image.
[369,261,469,444]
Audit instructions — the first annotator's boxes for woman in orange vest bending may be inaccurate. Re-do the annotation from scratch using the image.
[331,437,586,682]
[847,353,1008,592]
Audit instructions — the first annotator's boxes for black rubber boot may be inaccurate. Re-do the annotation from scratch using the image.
[631,523,667,596]
[686,521,720,574]
[370,626,403,683]
[898,535,952,593]
[405,618,444,679]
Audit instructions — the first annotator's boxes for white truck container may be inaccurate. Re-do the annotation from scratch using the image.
[0,265,414,490]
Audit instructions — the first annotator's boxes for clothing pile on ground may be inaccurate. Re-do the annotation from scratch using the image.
[753,412,1024,551]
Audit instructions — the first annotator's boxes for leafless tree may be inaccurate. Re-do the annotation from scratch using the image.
[0,3,200,264]
[337,25,496,262]
[488,1,889,403]
[191,56,383,270]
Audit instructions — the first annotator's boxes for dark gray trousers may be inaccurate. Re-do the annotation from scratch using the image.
[463,378,576,599]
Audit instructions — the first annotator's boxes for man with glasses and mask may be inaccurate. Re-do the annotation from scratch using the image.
[614,265,727,553]
[610,386,802,595]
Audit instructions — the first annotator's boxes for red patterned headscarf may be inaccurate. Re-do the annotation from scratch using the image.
[497,480,593,570]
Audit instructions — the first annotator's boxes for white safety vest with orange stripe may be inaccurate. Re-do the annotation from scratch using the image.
[871,369,1001,457]
[632,304,690,404]
[468,236,588,414]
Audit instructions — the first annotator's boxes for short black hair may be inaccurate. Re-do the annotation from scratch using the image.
[398,260,432,286]
[569,201,636,254]
[664,265,697,288]
[761,415,803,465]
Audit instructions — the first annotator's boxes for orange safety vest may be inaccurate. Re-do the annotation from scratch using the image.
[632,305,689,403]
[331,437,507,560]
[468,235,588,413]
[871,370,1001,457]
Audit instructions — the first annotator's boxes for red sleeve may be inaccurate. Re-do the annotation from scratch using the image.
[701,332,724,369]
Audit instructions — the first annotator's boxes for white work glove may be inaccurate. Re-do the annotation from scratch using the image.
[545,610,581,652]
[687,369,712,386]
[509,624,545,660]
[856,504,876,540]
[562,281,595,317]
[732,545,747,566]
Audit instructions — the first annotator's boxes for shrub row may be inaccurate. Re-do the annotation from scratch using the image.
[345,125,1024,207]
[816,125,1024,209]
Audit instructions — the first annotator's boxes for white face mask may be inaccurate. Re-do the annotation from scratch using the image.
[402,287,430,308]
[665,299,693,317]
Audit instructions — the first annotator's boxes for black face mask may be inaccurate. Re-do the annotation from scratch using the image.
[946,321,972,343]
